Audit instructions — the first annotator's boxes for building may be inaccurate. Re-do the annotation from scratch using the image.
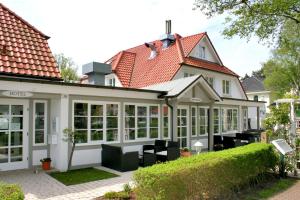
[241,75,270,129]
[0,4,263,172]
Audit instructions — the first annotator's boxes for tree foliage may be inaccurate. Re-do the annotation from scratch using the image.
[54,53,79,82]
[194,0,300,43]
[263,21,300,100]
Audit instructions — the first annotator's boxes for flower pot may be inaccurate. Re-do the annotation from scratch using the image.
[41,161,51,170]
[180,151,192,157]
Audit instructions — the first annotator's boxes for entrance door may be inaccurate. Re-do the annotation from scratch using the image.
[0,99,28,171]
[177,107,189,148]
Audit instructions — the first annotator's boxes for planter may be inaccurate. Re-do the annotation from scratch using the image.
[41,161,51,170]
[180,151,192,157]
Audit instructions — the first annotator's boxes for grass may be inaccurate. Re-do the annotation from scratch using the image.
[49,167,118,186]
[244,178,298,200]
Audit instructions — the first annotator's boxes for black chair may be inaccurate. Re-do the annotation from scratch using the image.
[213,135,223,151]
[166,141,180,161]
[101,144,139,172]
[154,140,167,153]
[223,136,236,149]
[141,145,157,167]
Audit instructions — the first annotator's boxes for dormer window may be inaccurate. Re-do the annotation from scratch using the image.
[108,78,116,87]
[199,46,205,59]
[222,80,230,95]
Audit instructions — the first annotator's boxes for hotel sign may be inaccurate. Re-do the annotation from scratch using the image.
[2,91,33,98]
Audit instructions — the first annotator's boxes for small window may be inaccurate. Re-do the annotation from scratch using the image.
[222,80,230,95]
[33,101,47,145]
[163,106,170,139]
[108,78,116,87]
[205,77,214,87]
[184,73,189,77]
[199,46,205,59]
[254,95,259,101]
[191,107,197,136]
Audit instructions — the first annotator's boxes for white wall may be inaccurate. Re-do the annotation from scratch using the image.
[174,66,246,99]
[72,149,102,166]
[189,37,221,64]
[32,150,47,166]
[105,73,123,87]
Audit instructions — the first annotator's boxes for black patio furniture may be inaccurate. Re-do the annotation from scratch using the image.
[101,144,139,172]
[222,136,236,149]
[156,141,180,162]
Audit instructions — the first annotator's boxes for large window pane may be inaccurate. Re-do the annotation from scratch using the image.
[0,105,9,115]
[74,117,87,129]
[74,103,88,116]
[11,131,22,146]
[91,130,103,141]
[138,128,147,138]
[150,106,159,117]
[107,104,118,116]
[75,130,88,143]
[125,117,135,128]
[0,131,8,147]
[125,105,135,116]
[35,117,44,129]
[163,106,169,138]
[11,117,23,130]
[150,128,158,138]
[137,106,147,116]
[0,148,8,163]
[91,105,103,116]
[35,103,44,116]
[11,105,23,115]
[107,117,118,129]
[107,129,118,142]
[0,117,9,130]
[91,117,103,129]
[35,130,44,144]
[11,147,22,162]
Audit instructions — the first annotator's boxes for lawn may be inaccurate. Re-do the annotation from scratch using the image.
[49,167,119,186]
[243,178,298,200]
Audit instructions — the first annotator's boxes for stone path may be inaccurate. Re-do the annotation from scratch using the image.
[0,167,133,200]
[270,179,300,200]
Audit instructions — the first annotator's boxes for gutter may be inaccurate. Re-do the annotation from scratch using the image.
[165,97,174,141]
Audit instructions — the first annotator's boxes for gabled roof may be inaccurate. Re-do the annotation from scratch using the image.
[106,32,238,88]
[0,3,61,80]
[143,75,221,101]
[241,76,266,92]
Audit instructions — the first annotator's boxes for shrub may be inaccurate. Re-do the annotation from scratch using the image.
[123,183,132,194]
[103,191,130,200]
[134,143,278,200]
[0,183,24,200]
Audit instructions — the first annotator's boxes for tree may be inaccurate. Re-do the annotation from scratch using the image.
[63,128,80,171]
[263,21,300,100]
[54,53,79,82]
[194,0,300,43]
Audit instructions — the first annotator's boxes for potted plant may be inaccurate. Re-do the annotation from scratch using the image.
[180,147,192,157]
[40,158,51,170]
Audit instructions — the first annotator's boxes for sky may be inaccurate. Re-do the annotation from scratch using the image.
[2,0,272,77]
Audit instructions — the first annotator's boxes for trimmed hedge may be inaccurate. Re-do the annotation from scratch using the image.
[134,143,278,200]
[0,183,24,200]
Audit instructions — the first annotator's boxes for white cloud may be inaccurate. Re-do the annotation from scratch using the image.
[2,0,271,76]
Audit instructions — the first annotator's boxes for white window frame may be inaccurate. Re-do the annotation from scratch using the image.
[72,100,120,146]
[33,100,47,146]
[198,106,208,136]
[108,78,116,87]
[191,106,197,137]
[242,108,248,131]
[123,103,160,142]
[213,108,220,135]
[220,107,238,134]
[162,105,171,139]
[222,80,231,96]
[199,46,205,59]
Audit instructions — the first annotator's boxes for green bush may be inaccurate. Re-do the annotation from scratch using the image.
[0,183,24,200]
[134,143,278,200]
[103,191,130,200]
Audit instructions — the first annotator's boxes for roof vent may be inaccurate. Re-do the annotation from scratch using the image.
[160,20,175,49]
[145,42,157,59]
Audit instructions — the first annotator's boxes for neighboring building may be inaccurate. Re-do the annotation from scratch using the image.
[0,4,263,172]
[241,75,271,129]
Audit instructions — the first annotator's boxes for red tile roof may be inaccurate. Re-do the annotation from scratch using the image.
[107,32,238,88]
[0,3,61,80]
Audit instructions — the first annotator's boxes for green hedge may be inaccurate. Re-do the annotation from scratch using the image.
[134,143,278,200]
[0,183,24,200]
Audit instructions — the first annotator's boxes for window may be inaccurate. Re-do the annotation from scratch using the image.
[254,95,258,101]
[191,107,197,136]
[213,108,219,134]
[124,104,159,141]
[184,73,189,78]
[205,77,214,87]
[162,106,170,139]
[33,101,47,145]
[198,107,208,135]
[199,46,205,59]
[108,78,116,87]
[221,108,238,133]
[222,80,230,95]
[242,108,248,131]
[73,102,119,144]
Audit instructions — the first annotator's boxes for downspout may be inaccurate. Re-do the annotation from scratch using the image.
[165,97,174,141]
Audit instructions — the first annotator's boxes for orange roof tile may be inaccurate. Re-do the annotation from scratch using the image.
[0,3,61,80]
[107,32,238,88]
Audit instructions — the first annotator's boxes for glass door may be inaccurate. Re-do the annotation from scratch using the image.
[0,100,28,171]
[177,107,189,148]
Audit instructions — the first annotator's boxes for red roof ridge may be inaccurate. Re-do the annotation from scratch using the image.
[112,51,124,70]
[0,3,50,39]
[175,35,185,63]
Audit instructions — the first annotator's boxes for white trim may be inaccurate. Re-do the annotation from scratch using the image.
[177,105,189,148]
[72,100,121,146]
[33,100,48,146]
[162,105,171,140]
[123,103,160,143]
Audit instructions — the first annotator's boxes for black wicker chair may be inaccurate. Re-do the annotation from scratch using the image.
[101,144,139,172]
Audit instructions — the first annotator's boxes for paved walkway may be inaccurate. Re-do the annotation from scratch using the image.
[270,179,300,200]
[0,167,133,200]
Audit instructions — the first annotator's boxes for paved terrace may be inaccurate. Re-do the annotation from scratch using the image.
[0,167,133,200]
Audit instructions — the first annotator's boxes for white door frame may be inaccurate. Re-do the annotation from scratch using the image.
[177,105,189,148]
[0,98,29,171]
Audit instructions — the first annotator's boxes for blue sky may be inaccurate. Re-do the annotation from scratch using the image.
[2,0,272,77]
